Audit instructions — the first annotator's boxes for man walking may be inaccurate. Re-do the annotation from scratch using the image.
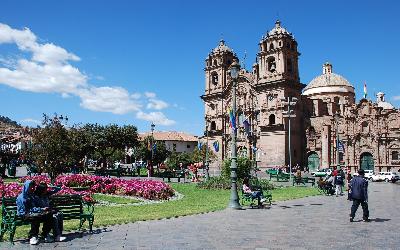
[349,169,370,222]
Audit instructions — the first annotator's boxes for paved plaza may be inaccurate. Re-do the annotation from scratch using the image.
[3,182,400,249]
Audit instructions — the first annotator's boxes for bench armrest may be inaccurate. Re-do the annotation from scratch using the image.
[2,207,18,223]
[83,202,95,215]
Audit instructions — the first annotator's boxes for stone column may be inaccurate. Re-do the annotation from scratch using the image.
[321,125,331,168]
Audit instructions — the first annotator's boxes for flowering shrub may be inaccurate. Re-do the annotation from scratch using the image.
[19,175,51,185]
[0,182,23,198]
[15,174,175,200]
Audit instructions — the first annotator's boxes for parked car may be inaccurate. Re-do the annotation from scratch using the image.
[371,172,399,182]
[353,169,374,180]
[311,168,332,177]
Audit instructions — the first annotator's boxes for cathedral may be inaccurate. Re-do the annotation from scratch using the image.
[201,20,400,173]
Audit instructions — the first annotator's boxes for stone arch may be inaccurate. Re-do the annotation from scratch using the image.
[360,152,374,171]
[269,114,275,125]
[307,151,320,172]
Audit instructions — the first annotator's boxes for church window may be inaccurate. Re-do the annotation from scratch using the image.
[227,59,231,66]
[267,57,276,72]
[210,121,216,130]
[392,151,399,160]
[308,126,316,138]
[211,72,218,85]
[269,114,276,125]
[269,43,274,50]
[213,60,217,66]
[279,41,282,47]
[361,121,368,133]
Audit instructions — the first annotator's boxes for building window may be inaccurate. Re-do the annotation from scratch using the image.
[361,121,368,133]
[269,43,274,50]
[269,114,275,125]
[210,121,216,130]
[392,151,399,160]
[211,72,218,85]
[267,57,276,72]
[187,145,191,149]
[213,60,217,66]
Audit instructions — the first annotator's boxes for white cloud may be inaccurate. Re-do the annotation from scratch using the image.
[392,96,400,101]
[0,23,176,123]
[147,98,169,110]
[136,111,175,126]
[77,86,142,114]
[20,118,41,125]
[144,92,156,98]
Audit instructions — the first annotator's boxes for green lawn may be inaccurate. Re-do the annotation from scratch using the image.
[4,183,320,240]
[93,194,141,205]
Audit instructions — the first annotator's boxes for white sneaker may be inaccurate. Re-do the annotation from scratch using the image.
[260,198,266,203]
[55,236,66,242]
[30,236,39,245]
[44,235,54,243]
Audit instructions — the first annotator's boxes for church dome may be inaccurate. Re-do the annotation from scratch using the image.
[376,92,395,110]
[212,39,233,54]
[303,62,355,96]
[267,20,291,36]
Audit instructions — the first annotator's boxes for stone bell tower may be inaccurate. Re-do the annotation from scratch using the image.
[202,40,239,162]
[256,20,300,84]
[252,20,305,167]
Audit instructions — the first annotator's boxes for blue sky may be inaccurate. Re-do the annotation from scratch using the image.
[0,0,399,135]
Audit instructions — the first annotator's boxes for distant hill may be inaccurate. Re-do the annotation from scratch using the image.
[0,115,20,128]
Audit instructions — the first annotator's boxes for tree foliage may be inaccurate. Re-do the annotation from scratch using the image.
[133,136,170,166]
[221,157,254,180]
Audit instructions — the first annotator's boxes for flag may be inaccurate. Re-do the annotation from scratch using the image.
[228,108,236,130]
[152,143,157,153]
[363,81,367,99]
[243,119,251,136]
[338,140,345,153]
[198,142,202,150]
[213,141,219,152]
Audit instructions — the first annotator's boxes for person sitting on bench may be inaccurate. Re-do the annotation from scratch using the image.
[242,177,266,207]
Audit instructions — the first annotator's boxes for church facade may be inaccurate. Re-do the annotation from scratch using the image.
[201,20,400,173]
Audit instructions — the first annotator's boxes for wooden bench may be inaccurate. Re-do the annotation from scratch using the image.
[95,167,122,177]
[160,170,185,183]
[292,176,316,186]
[269,172,291,182]
[0,194,94,243]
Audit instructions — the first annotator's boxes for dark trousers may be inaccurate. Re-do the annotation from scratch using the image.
[27,213,53,238]
[251,191,263,205]
[350,199,369,219]
[52,212,64,236]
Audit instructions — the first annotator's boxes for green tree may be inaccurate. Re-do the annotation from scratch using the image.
[133,137,170,166]
[191,145,217,164]
[30,114,72,181]
[86,124,139,169]
[221,157,254,180]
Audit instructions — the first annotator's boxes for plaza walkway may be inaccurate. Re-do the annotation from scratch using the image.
[5,182,400,249]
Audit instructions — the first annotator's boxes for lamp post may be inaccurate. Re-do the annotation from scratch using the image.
[228,59,241,209]
[334,111,341,170]
[149,122,155,178]
[204,117,210,181]
[281,96,298,183]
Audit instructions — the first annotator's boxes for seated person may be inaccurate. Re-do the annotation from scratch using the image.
[34,183,66,242]
[242,177,266,207]
[16,180,53,245]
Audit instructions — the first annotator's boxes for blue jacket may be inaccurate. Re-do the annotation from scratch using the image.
[350,175,368,201]
[16,180,43,216]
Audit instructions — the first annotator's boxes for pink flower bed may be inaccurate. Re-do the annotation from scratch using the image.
[13,174,175,201]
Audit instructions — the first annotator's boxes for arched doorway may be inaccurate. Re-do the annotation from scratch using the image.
[360,152,374,170]
[307,152,320,172]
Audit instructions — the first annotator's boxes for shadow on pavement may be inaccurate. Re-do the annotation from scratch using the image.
[310,203,323,206]
[370,218,391,223]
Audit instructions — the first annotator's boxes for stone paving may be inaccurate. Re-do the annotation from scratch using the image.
[3,182,400,249]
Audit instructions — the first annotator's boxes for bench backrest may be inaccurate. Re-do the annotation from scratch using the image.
[50,195,83,220]
[1,195,84,220]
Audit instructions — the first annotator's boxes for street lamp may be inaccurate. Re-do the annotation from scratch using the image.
[204,117,210,181]
[228,59,241,210]
[281,96,298,183]
[149,122,155,178]
[334,111,341,170]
